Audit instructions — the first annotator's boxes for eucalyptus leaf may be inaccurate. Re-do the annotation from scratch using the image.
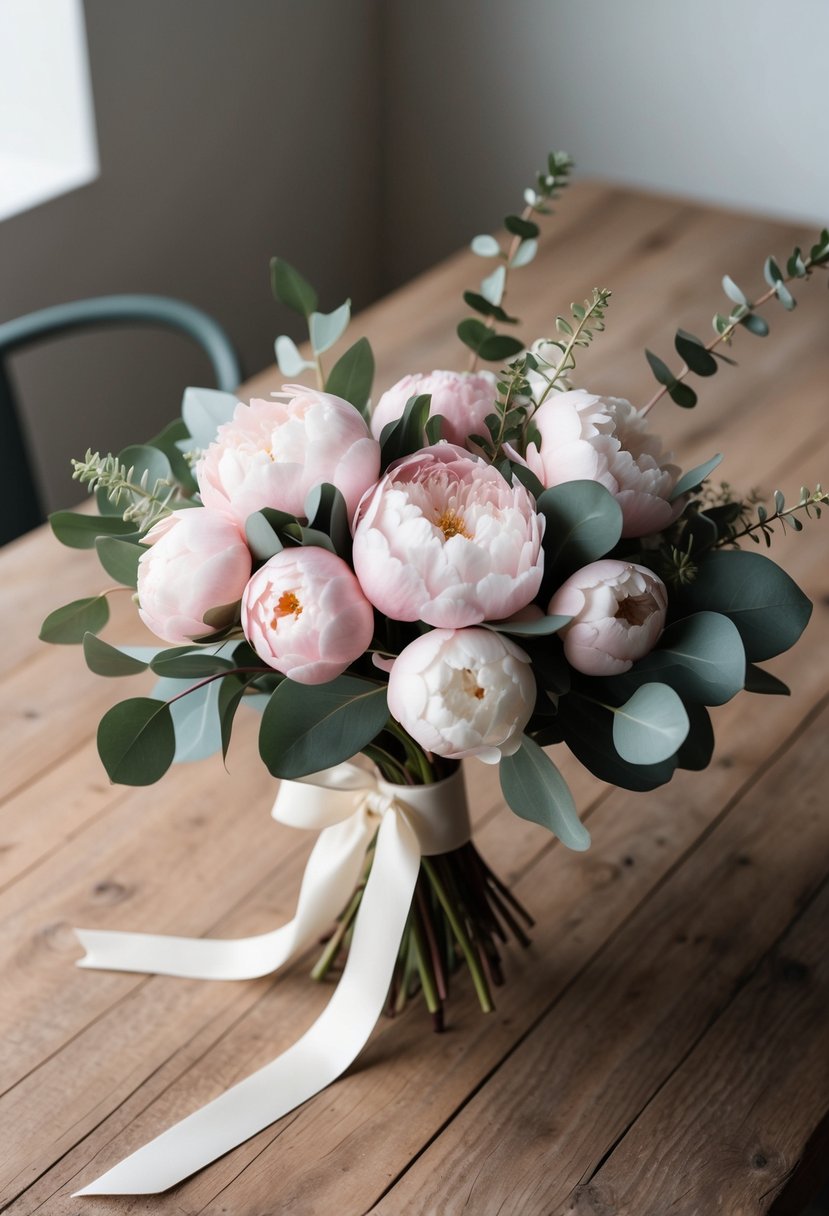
[119,444,173,492]
[245,507,296,561]
[97,697,176,785]
[470,234,501,257]
[510,239,537,268]
[380,394,431,468]
[561,695,677,791]
[480,265,506,307]
[95,536,143,588]
[478,333,525,361]
[618,612,745,706]
[309,300,351,354]
[83,633,149,677]
[148,417,198,493]
[645,349,675,387]
[739,313,769,337]
[181,387,238,450]
[150,651,236,678]
[504,215,540,240]
[744,663,790,695]
[499,735,590,850]
[675,549,812,661]
[49,510,137,550]
[457,317,492,355]
[304,482,351,560]
[676,703,715,771]
[275,335,311,377]
[218,673,253,760]
[670,454,724,501]
[152,677,223,763]
[537,481,623,585]
[668,381,698,408]
[270,257,318,317]
[325,336,375,418]
[674,329,718,376]
[40,595,110,645]
[611,684,689,765]
[722,275,747,305]
[486,614,571,637]
[259,675,389,778]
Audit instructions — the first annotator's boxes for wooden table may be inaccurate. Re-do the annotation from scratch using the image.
[2,182,828,1216]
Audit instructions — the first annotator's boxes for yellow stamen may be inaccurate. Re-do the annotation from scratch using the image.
[462,668,486,700]
[435,507,471,540]
[270,590,302,629]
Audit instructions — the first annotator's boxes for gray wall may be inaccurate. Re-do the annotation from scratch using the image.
[1,0,381,512]
[3,0,827,513]
[382,0,829,284]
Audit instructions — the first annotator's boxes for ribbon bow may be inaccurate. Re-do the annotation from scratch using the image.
[73,764,469,1195]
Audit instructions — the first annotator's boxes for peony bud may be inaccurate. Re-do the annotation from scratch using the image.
[242,546,374,685]
[137,508,252,644]
[548,559,668,676]
[387,627,535,764]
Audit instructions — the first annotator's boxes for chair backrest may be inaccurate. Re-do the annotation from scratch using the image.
[0,294,242,545]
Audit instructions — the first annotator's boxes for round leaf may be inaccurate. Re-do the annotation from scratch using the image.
[537,481,623,583]
[500,736,590,851]
[97,697,175,785]
[612,684,689,765]
[259,675,389,778]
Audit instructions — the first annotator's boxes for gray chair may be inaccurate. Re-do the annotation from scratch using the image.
[0,294,242,545]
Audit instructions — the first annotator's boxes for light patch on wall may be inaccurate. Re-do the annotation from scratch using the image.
[0,0,98,223]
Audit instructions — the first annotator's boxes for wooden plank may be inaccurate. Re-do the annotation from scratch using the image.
[568,881,829,1215]
[370,702,829,1216]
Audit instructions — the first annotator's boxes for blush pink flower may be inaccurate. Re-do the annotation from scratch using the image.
[514,389,680,538]
[242,547,374,685]
[137,508,252,644]
[197,386,380,524]
[352,443,544,628]
[548,559,668,676]
[370,370,497,450]
[387,627,535,763]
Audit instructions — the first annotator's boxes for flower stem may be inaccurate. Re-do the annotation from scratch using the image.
[421,857,494,1013]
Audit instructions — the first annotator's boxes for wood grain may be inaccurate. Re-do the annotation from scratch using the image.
[1,182,828,1215]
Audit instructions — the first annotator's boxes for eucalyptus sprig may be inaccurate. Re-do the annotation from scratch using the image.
[641,228,829,414]
[531,288,612,404]
[716,484,827,548]
[71,449,175,532]
[460,150,574,369]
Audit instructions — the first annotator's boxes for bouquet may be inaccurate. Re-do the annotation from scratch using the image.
[41,152,828,1196]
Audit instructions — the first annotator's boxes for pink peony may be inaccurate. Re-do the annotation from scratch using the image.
[242,547,374,685]
[197,386,380,524]
[387,627,535,763]
[137,508,252,644]
[548,559,668,676]
[514,389,680,538]
[370,370,497,450]
[352,443,544,629]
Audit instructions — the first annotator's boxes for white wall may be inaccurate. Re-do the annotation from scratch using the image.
[383,0,829,284]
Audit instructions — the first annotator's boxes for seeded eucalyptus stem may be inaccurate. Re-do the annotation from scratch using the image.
[468,201,536,375]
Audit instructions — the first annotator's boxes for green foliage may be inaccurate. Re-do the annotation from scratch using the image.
[670,454,723,502]
[532,288,612,398]
[744,663,790,696]
[180,388,237,451]
[259,675,389,778]
[499,735,590,850]
[97,697,176,785]
[485,614,571,638]
[560,693,678,791]
[380,394,432,468]
[95,536,143,588]
[304,482,352,561]
[610,684,689,765]
[536,480,623,589]
[49,510,137,550]
[309,300,351,354]
[674,549,812,662]
[71,447,176,533]
[460,149,574,363]
[270,257,318,318]
[40,595,110,645]
[150,650,236,678]
[245,507,297,561]
[152,676,224,764]
[613,612,746,706]
[726,484,827,547]
[324,337,375,419]
[676,703,715,771]
[82,633,150,676]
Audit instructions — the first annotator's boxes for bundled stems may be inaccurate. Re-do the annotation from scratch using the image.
[311,839,534,1030]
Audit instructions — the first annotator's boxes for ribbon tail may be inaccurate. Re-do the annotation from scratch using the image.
[75,812,375,980]
[73,810,420,1195]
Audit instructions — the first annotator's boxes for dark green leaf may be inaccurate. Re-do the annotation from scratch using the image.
[537,480,623,588]
[670,454,724,501]
[245,507,296,560]
[743,663,790,695]
[457,318,492,355]
[380,394,432,468]
[509,461,545,499]
[478,333,525,361]
[674,329,718,376]
[616,612,745,706]
[146,417,198,493]
[504,215,540,240]
[118,444,173,491]
[49,510,137,550]
[83,633,149,676]
[764,256,784,285]
[95,536,143,588]
[425,414,445,444]
[218,674,251,760]
[668,381,698,408]
[645,349,676,387]
[739,313,769,337]
[150,651,236,678]
[462,291,518,324]
[97,697,176,785]
[324,337,375,419]
[676,703,715,771]
[40,595,110,645]
[611,684,689,765]
[259,675,389,778]
[499,735,590,850]
[304,482,352,560]
[270,256,317,318]
[561,695,677,791]
[674,549,812,661]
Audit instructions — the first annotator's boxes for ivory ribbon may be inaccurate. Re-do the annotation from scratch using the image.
[72,764,469,1196]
